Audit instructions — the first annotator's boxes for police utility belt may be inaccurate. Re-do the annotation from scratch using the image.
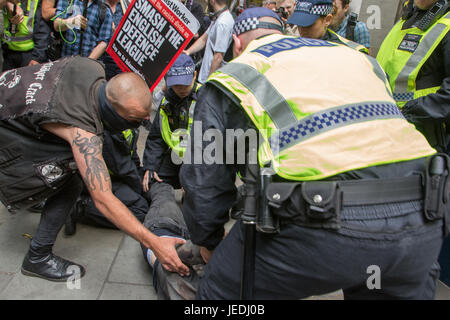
[242,154,450,235]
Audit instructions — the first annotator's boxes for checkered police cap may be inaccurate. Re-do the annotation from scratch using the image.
[295,1,333,16]
[233,7,283,36]
[166,65,195,77]
[287,0,333,27]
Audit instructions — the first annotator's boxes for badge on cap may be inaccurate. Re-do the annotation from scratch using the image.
[296,1,313,13]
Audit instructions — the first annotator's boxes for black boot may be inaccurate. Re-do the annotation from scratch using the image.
[21,246,86,282]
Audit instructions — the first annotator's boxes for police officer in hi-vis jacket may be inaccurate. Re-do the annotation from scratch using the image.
[377,0,450,154]
[179,7,449,299]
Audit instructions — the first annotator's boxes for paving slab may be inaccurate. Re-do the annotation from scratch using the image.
[0,210,41,273]
[0,272,15,293]
[0,222,123,300]
[99,282,157,300]
[107,235,153,286]
[435,281,450,300]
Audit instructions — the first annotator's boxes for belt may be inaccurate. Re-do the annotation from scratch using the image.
[265,175,425,232]
[266,175,424,211]
[337,175,423,206]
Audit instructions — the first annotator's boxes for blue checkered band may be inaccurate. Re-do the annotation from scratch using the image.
[167,65,195,77]
[393,92,414,102]
[271,102,404,152]
[233,17,260,35]
[295,1,333,16]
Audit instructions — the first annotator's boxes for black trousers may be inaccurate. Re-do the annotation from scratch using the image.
[140,182,201,300]
[2,46,33,71]
[197,200,445,300]
[30,174,84,250]
[155,153,182,189]
[79,181,148,229]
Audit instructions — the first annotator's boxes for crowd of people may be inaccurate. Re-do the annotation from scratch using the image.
[0,0,371,75]
[0,0,449,300]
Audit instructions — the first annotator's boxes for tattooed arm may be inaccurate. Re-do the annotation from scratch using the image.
[40,124,190,276]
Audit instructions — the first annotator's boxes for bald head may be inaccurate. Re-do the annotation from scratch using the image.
[105,72,152,123]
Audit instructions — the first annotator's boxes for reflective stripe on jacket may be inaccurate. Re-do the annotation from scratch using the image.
[159,86,199,158]
[377,12,450,107]
[207,34,435,181]
[3,0,38,51]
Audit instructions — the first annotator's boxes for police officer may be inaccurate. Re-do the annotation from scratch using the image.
[0,57,189,281]
[377,0,450,153]
[2,0,38,70]
[180,7,447,299]
[291,0,369,54]
[64,128,149,234]
[142,54,200,191]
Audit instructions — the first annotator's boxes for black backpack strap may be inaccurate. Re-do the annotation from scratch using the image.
[345,12,358,42]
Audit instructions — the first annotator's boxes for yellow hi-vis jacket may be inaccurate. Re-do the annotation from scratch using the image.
[207,34,436,181]
[376,11,450,108]
[159,86,199,158]
[3,0,38,51]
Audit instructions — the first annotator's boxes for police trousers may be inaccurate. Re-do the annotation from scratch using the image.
[197,200,444,300]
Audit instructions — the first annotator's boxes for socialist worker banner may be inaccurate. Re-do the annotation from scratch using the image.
[106,0,200,90]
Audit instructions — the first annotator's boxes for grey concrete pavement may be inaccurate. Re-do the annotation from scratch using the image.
[1,199,450,300]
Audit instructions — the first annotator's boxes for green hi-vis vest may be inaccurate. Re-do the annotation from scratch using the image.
[376,12,450,108]
[159,86,200,158]
[207,34,435,181]
[3,0,38,51]
[327,29,369,54]
[122,129,134,155]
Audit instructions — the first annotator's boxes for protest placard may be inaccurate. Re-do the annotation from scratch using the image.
[107,0,200,90]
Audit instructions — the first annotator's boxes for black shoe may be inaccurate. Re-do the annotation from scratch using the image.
[21,248,86,282]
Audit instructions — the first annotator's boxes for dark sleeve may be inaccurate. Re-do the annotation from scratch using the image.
[179,84,252,250]
[130,133,143,176]
[143,109,169,173]
[402,32,450,151]
[102,131,143,195]
[401,32,450,128]
[191,2,206,36]
[31,6,51,63]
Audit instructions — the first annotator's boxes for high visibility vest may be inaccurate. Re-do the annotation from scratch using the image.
[3,0,38,51]
[207,34,435,181]
[122,129,134,155]
[376,12,450,108]
[159,85,200,158]
[327,29,369,54]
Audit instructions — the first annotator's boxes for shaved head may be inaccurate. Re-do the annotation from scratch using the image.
[106,72,152,122]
